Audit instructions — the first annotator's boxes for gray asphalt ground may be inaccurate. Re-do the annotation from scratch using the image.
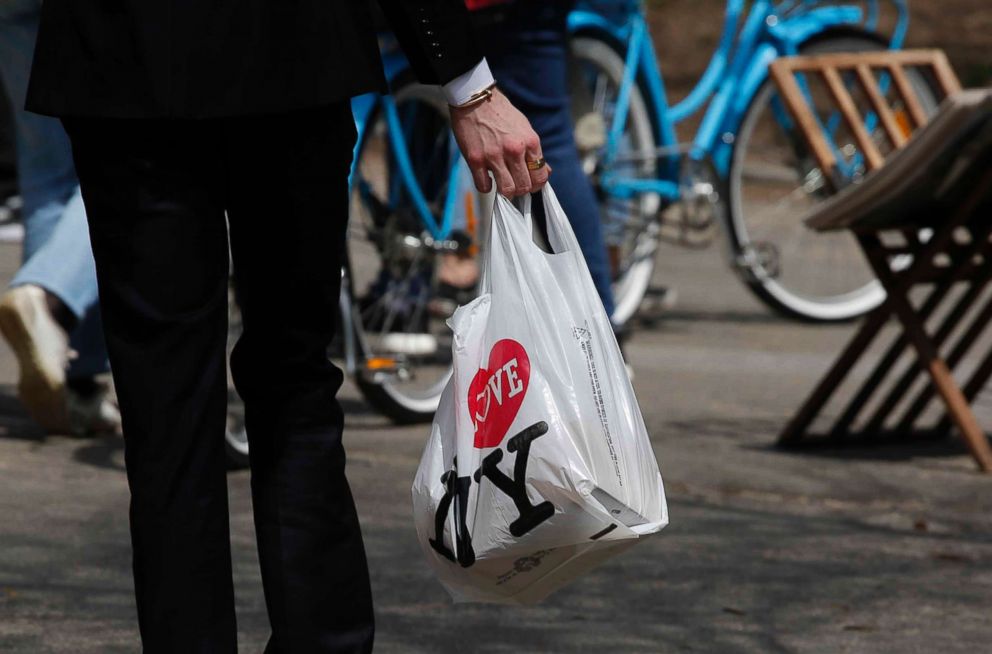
[1,236,991,654]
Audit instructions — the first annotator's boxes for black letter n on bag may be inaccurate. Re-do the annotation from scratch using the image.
[429,460,476,568]
[474,421,555,538]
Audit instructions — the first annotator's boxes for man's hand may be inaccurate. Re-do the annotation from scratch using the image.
[450,88,551,198]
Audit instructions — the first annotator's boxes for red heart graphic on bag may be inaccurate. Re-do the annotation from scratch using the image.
[468,339,531,449]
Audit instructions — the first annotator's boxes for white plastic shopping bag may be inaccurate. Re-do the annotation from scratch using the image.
[413,185,668,604]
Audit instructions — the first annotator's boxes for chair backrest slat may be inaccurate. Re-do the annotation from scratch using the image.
[931,51,963,97]
[888,64,929,129]
[768,63,839,175]
[769,49,962,191]
[855,64,908,149]
[822,67,885,171]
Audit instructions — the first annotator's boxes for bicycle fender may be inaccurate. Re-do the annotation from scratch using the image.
[768,7,863,48]
[709,43,779,174]
[567,9,629,45]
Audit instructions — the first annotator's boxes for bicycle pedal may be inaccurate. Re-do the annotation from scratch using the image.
[658,204,717,249]
[735,242,781,281]
[646,285,677,305]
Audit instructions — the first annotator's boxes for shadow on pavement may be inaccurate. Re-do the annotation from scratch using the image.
[71,436,125,472]
[0,384,46,442]
[649,308,789,326]
[774,431,976,463]
[665,414,976,463]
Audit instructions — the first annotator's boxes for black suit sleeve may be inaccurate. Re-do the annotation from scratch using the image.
[376,0,484,85]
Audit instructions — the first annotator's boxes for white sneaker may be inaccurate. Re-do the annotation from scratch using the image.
[380,332,439,357]
[0,285,70,431]
[0,222,24,244]
[66,383,122,436]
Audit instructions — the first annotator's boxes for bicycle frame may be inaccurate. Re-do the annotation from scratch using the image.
[569,0,908,200]
[350,41,463,244]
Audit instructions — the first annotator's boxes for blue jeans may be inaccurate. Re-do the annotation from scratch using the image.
[480,0,616,318]
[0,0,107,378]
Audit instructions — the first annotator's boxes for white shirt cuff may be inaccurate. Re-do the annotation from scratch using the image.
[442,59,495,106]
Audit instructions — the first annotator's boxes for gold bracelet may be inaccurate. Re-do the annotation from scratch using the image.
[450,82,497,110]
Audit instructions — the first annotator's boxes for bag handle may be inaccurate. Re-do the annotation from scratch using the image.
[481,184,606,330]
[510,192,537,246]
[479,192,535,294]
[536,184,583,256]
[482,184,589,287]
[512,185,585,258]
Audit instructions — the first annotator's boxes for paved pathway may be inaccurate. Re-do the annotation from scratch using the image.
[1,238,990,653]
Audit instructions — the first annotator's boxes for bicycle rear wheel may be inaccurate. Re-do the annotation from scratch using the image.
[727,33,939,322]
[347,82,477,423]
[570,36,661,326]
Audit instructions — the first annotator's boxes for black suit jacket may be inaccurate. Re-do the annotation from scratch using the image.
[26,0,481,118]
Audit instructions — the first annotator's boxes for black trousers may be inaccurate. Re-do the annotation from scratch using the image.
[63,103,374,653]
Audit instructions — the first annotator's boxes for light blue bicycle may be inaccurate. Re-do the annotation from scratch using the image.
[568,0,937,323]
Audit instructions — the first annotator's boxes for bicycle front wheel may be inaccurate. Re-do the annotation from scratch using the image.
[570,36,661,326]
[727,33,939,322]
[347,82,477,423]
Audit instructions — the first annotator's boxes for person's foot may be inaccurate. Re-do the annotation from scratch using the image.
[66,381,122,436]
[437,253,480,290]
[0,285,70,430]
[430,253,481,320]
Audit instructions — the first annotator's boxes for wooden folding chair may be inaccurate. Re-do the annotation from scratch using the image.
[768,49,992,472]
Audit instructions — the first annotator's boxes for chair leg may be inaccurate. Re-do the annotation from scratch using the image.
[925,358,992,472]
[778,308,888,444]
[830,278,953,438]
[896,285,992,433]
[880,282,992,471]
[936,346,992,438]
[865,260,992,435]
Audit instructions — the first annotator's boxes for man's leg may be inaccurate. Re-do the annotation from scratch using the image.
[65,117,238,652]
[224,103,374,653]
